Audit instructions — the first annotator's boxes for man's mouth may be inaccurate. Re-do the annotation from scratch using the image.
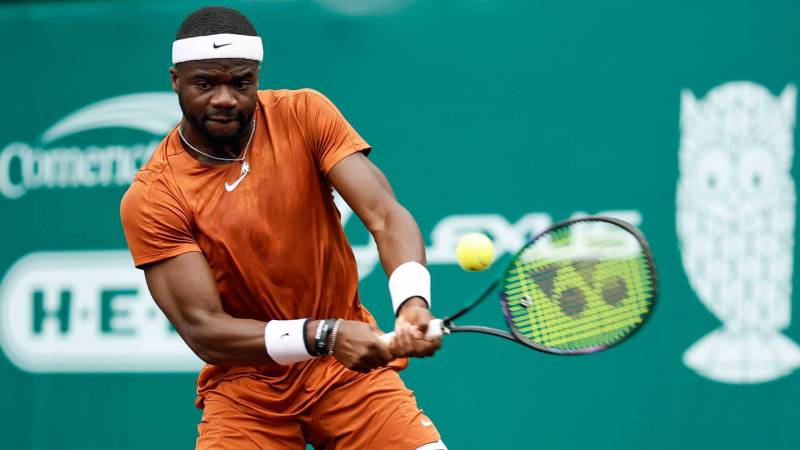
[207,116,238,123]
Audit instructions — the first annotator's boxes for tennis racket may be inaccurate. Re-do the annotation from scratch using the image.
[381,216,658,355]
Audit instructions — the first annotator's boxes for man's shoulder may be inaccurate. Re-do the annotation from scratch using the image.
[121,131,180,209]
[134,130,179,182]
[258,88,334,111]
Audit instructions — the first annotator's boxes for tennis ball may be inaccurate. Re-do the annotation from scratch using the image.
[456,233,495,272]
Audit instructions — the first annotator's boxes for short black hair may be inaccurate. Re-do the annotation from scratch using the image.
[176,6,258,40]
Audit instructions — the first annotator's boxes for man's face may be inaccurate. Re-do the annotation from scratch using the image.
[171,59,259,143]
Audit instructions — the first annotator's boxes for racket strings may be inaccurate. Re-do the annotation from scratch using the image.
[510,299,647,334]
[516,261,651,345]
[502,224,655,352]
[511,297,647,348]
[519,307,644,348]
[509,281,650,348]
[527,279,650,345]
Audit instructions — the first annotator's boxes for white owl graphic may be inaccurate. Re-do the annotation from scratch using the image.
[678,81,800,383]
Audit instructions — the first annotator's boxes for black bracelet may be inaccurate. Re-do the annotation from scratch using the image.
[312,320,326,356]
[315,319,336,357]
[302,319,315,356]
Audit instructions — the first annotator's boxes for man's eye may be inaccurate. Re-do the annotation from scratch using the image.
[236,80,251,90]
[195,81,211,90]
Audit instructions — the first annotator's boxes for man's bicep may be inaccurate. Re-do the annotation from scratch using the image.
[143,252,224,335]
[364,155,397,199]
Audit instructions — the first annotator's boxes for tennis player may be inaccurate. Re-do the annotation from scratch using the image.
[120,6,446,450]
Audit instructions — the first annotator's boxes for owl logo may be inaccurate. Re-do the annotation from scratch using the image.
[677,81,800,383]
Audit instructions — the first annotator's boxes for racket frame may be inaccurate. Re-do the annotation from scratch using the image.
[500,215,659,354]
[440,216,659,354]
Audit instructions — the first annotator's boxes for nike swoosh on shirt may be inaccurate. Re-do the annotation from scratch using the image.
[420,418,433,427]
[213,42,232,48]
[225,172,248,192]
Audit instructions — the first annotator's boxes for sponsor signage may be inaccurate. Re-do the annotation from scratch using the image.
[0,251,203,372]
[0,93,180,200]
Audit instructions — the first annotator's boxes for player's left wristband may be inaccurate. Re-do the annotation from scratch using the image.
[389,261,431,315]
[264,319,316,365]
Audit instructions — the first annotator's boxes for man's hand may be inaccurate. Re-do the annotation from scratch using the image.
[325,320,394,373]
[390,297,442,358]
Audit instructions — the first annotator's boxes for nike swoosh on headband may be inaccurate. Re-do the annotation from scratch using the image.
[213,42,232,49]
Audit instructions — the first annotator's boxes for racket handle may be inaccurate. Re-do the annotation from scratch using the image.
[379,319,444,345]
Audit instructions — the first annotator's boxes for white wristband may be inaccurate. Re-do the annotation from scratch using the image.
[264,319,315,365]
[389,261,431,314]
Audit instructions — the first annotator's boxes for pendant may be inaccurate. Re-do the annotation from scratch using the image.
[225,159,250,192]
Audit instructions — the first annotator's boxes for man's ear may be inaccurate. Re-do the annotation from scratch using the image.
[170,66,179,93]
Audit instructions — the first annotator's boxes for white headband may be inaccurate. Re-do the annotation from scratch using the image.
[172,33,263,64]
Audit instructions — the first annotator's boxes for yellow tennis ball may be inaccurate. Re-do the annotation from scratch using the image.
[456,233,495,272]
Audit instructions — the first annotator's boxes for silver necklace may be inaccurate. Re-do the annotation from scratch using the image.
[179,118,256,192]
[178,116,257,164]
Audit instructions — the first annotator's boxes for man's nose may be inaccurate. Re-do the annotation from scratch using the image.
[210,85,238,109]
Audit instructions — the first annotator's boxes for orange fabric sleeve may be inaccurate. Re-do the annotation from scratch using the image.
[120,174,201,268]
[296,89,371,175]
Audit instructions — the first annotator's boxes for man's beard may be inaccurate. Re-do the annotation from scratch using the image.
[178,93,254,145]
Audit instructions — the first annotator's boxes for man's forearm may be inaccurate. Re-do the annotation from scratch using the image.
[189,317,344,366]
[368,205,433,316]
[370,205,427,276]
[185,314,272,365]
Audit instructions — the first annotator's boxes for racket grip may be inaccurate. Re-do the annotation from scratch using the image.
[379,319,444,345]
[426,318,444,339]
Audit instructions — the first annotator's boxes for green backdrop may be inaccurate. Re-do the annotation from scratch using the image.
[1,1,798,449]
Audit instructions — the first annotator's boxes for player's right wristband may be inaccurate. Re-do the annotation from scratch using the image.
[389,261,431,315]
[265,319,316,365]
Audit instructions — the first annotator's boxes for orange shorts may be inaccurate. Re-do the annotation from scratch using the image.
[196,367,442,449]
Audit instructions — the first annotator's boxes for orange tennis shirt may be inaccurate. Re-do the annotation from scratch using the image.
[120,89,404,410]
